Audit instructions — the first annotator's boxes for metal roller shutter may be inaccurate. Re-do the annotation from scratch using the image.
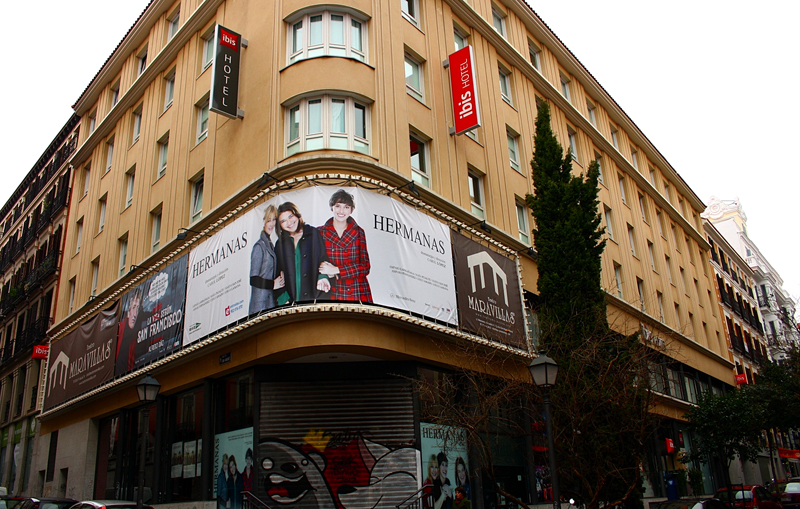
[258,378,421,509]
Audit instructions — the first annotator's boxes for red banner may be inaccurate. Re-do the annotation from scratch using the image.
[32,345,48,360]
[778,448,800,459]
[448,46,481,135]
[665,438,675,453]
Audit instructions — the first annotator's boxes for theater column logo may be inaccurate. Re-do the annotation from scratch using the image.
[467,252,508,305]
[48,350,70,395]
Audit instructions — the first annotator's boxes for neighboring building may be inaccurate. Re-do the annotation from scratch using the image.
[0,115,79,494]
[27,0,735,505]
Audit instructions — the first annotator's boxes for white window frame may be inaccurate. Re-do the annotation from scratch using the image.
[68,278,76,314]
[516,201,529,244]
[528,41,541,71]
[197,99,210,143]
[627,224,636,257]
[649,166,657,186]
[164,70,176,110]
[567,127,578,161]
[638,193,650,223]
[105,137,114,174]
[151,210,162,253]
[560,73,571,102]
[499,66,512,105]
[88,110,97,133]
[507,129,520,173]
[613,263,624,299]
[75,218,84,254]
[610,125,619,149]
[617,173,627,204]
[630,149,639,170]
[594,152,604,185]
[468,170,485,219]
[405,53,424,101]
[132,105,142,144]
[657,292,664,322]
[118,237,128,277]
[98,195,107,233]
[110,82,120,107]
[410,133,429,187]
[202,30,214,70]
[454,25,468,51]
[285,94,370,156]
[125,167,136,209]
[168,8,181,39]
[158,134,169,179]
[586,100,596,126]
[137,46,148,76]
[637,278,646,312]
[491,6,506,37]
[401,0,420,26]
[191,175,204,222]
[288,11,367,64]
[82,164,91,198]
[603,206,614,240]
[91,259,100,296]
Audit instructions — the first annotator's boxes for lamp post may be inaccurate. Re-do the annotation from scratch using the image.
[136,374,161,509]
[529,354,560,509]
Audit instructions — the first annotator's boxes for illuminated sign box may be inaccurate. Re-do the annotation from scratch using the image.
[448,46,481,135]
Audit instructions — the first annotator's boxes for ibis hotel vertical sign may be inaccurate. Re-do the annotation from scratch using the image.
[448,46,481,135]
[210,25,242,119]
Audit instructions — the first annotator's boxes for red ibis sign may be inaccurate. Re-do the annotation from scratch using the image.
[448,46,481,135]
[735,373,747,384]
[32,345,48,360]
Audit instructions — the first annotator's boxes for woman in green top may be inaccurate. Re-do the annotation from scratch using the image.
[274,202,331,303]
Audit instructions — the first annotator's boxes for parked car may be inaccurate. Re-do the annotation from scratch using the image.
[770,481,800,509]
[0,495,26,509]
[67,501,153,509]
[16,498,78,509]
[659,497,731,509]
[715,485,782,509]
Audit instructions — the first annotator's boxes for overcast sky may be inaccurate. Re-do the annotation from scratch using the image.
[1,1,798,304]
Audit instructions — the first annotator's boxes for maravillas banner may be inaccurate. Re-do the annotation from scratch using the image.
[44,302,119,411]
[115,255,188,376]
[452,232,525,347]
[183,186,457,345]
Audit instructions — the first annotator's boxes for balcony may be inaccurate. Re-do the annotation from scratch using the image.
[23,250,59,292]
[50,185,69,218]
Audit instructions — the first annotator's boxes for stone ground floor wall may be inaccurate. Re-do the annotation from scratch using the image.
[31,419,99,500]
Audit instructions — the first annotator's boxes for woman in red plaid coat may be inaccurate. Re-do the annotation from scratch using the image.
[318,189,373,302]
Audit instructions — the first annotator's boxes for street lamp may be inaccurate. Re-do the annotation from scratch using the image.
[136,374,160,509]
[529,354,560,509]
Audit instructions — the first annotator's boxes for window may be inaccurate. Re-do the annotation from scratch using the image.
[168,8,181,39]
[674,303,681,330]
[663,183,671,203]
[586,100,597,126]
[202,31,214,69]
[594,152,604,184]
[647,241,656,271]
[617,173,627,204]
[405,54,424,101]
[163,70,175,110]
[528,41,541,71]
[68,278,76,314]
[118,236,128,277]
[613,263,624,299]
[630,149,639,170]
[627,224,637,257]
[191,176,204,222]
[656,210,665,237]
[516,202,529,244]
[603,207,614,240]
[90,259,100,296]
[98,196,107,233]
[657,292,664,322]
[125,167,136,208]
[401,0,419,26]
[82,164,91,197]
[88,110,97,133]
[157,134,169,179]
[197,100,210,143]
[638,193,650,223]
[289,12,367,63]
[637,278,645,312]
[132,105,142,143]
[559,74,571,102]
[498,66,512,105]
[491,7,506,37]
[151,209,162,252]
[454,26,468,51]
[285,95,369,155]
[75,219,84,254]
[468,170,485,218]
[610,124,619,148]
[110,81,120,107]
[671,224,680,251]
[410,134,429,187]
[680,267,687,294]
[665,255,673,284]
[507,129,520,173]
[567,127,578,161]
[105,137,114,174]
[649,166,657,186]
[137,46,148,76]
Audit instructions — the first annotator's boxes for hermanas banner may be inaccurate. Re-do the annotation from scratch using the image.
[452,232,525,347]
[183,186,457,345]
[44,302,119,411]
[115,255,188,377]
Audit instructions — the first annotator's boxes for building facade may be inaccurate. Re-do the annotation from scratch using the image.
[22,0,740,504]
[0,115,79,494]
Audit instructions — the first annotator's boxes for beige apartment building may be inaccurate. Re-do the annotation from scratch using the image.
[20,0,739,504]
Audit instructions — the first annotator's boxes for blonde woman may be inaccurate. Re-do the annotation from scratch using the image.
[249,204,285,314]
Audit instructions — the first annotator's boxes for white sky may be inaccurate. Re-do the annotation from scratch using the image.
[1,1,798,304]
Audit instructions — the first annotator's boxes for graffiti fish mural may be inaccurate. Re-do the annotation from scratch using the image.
[258,431,420,509]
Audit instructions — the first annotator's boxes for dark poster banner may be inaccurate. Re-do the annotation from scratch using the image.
[44,302,119,411]
[210,25,242,119]
[116,255,188,377]
[452,232,525,347]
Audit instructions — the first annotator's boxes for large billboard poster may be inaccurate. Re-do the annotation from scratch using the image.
[44,302,119,411]
[184,186,457,345]
[420,423,471,507]
[452,232,526,347]
[115,255,188,377]
[214,428,254,507]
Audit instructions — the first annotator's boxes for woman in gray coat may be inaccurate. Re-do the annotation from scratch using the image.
[249,205,284,314]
